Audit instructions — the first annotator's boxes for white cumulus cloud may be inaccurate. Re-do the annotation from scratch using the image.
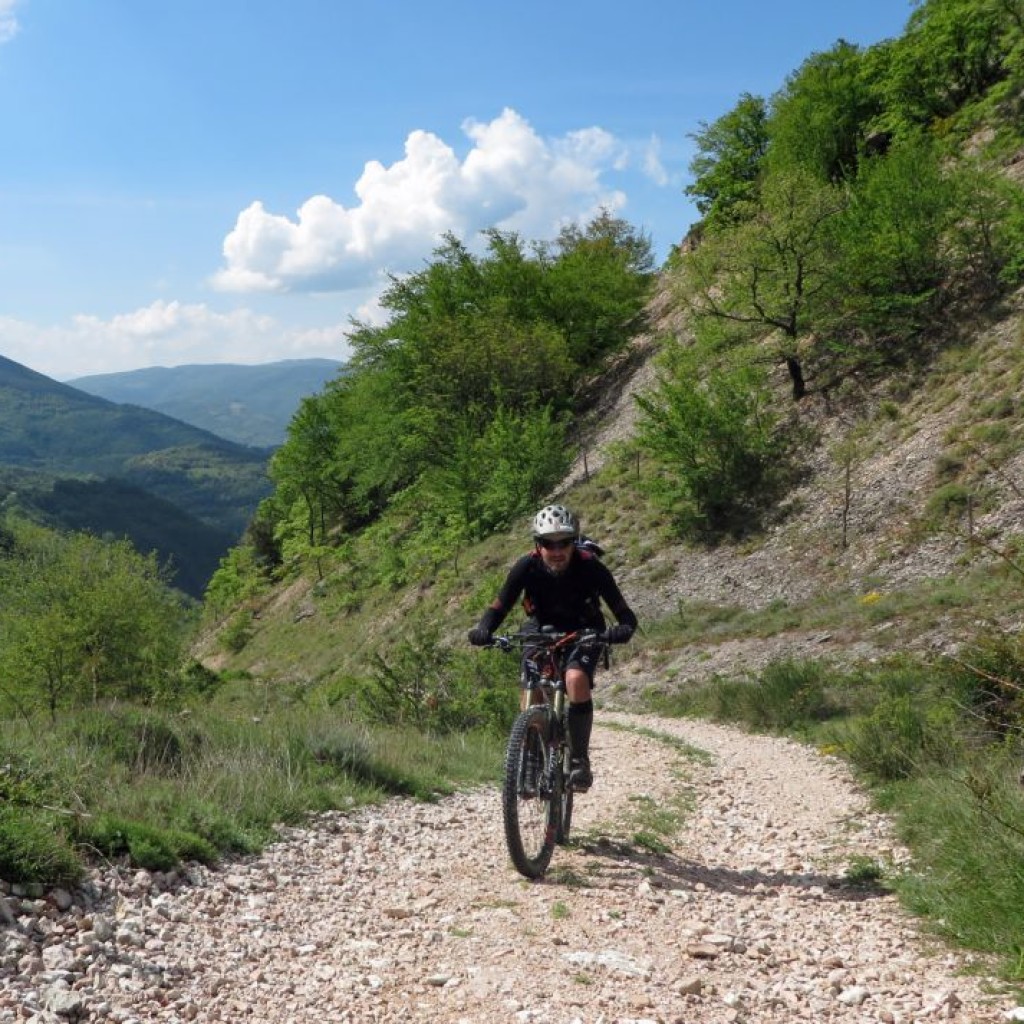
[0,302,353,380]
[211,108,632,295]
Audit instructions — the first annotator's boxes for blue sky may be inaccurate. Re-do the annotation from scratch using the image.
[0,0,913,380]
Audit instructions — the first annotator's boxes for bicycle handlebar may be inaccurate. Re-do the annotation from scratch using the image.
[488,628,604,651]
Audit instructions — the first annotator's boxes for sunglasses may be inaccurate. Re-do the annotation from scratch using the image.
[538,538,574,551]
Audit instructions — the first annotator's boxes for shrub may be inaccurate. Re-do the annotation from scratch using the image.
[838,693,960,781]
[175,660,224,702]
[299,732,421,797]
[941,633,1024,738]
[221,609,255,653]
[636,350,801,538]
[79,815,182,872]
[0,755,54,807]
[702,659,835,732]
[352,622,518,735]
[747,659,835,729]
[926,482,973,521]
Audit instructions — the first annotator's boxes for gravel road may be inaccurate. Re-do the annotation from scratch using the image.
[2,714,1017,1023]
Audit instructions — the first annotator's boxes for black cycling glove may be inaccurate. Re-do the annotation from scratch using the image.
[468,626,493,646]
[602,623,634,644]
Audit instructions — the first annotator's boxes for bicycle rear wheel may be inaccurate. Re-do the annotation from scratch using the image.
[502,706,558,879]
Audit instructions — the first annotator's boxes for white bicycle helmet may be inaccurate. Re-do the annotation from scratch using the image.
[532,503,579,541]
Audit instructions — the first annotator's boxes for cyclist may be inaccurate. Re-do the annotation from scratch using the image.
[468,503,637,792]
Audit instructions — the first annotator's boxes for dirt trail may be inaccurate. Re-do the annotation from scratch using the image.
[3,715,1015,1023]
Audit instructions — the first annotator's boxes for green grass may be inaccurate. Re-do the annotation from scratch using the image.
[0,697,502,881]
[844,855,885,887]
[893,768,1024,974]
[0,806,82,886]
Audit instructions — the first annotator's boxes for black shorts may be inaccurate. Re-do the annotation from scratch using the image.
[565,643,601,687]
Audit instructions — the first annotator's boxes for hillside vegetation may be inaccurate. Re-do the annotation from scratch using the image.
[0,467,233,598]
[5,0,1024,983]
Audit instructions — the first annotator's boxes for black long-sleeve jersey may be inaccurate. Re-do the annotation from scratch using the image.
[477,549,638,635]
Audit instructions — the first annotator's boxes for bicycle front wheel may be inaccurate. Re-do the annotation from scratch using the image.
[502,706,558,879]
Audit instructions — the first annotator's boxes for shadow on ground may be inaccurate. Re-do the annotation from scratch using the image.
[540,834,889,903]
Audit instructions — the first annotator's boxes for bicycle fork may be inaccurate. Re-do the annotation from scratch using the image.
[543,690,570,843]
[551,689,572,773]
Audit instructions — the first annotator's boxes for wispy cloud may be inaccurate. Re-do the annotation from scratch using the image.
[0,0,20,43]
[0,302,352,380]
[211,108,632,295]
[642,135,670,187]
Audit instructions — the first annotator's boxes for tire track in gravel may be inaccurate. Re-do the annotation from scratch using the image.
[4,717,1013,1023]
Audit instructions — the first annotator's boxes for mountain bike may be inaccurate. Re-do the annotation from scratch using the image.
[488,628,606,879]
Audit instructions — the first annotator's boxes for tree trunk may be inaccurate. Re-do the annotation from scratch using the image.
[786,357,807,400]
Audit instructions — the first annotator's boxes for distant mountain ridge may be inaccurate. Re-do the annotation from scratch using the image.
[69,358,344,448]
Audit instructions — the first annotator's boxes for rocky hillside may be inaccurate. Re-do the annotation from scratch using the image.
[577,280,1024,694]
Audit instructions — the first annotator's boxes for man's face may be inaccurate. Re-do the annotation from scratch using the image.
[537,536,574,574]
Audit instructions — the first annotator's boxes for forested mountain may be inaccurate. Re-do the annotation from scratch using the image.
[0,466,233,598]
[0,354,271,593]
[69,358,344,448]
[0,354,271,540]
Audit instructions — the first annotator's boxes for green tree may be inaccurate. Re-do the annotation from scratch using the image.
[419,403,570,542]
[636,346,794,537]
[824,134,956,356]
[350,232,574,419]
[673,167,847,398]
[270,394,346,549]
[542,210,655,365]
[946,160,1024,290]
[0,521,186,720]
[685,93,770,230]
[767,40,883,182]
[249,213,654,572]
[876,0,1021,132]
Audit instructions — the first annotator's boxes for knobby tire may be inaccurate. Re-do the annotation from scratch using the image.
[502,706,558,879]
